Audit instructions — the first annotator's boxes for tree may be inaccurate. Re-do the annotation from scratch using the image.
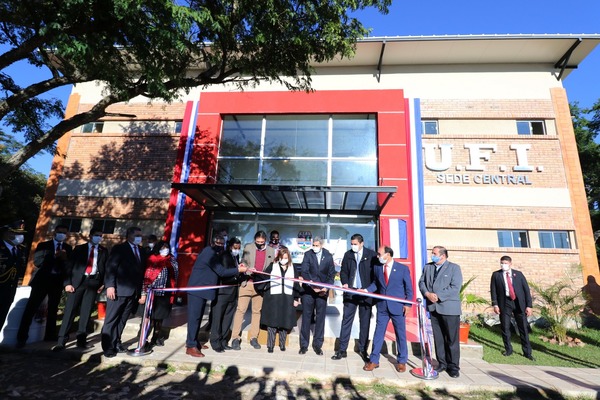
[0,0,390,180]
[571,100,600,255]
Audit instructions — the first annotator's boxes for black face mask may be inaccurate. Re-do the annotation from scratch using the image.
[212,245,224,254]
[270,239,279,245]
[255,242,265,250]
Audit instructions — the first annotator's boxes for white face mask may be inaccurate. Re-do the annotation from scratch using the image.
[13,235,24,245]
[280,258,289,265]
[55,233,67,242]
[133,236,143,245]
[351,244,360,253]
[231,249,240,256]
[91,235,102,245]
[159,248,170,257]
[501,263,510,271]
[378,256,387,264]
[148,243,155,250]
[312,246,321,254]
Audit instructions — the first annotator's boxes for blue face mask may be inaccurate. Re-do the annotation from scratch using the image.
[431,255,441,264]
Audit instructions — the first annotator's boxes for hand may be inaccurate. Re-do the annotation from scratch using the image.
[525,307,533,317]
[139,294,146,304]
[426,292,438,303]
[318,289,328,297]
[238,265,248,273]
[97,285,104,294]
[403,305,410,316]
[342,284,348,289]
[244,268,255,276]
[493,305,500,314]
[298,276,304,281]
[107,287,116,300]
[357,288,368,293]
[293,300,300,307]
[65,285,75,293]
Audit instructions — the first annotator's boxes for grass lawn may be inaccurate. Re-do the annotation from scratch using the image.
[469,323,600,368]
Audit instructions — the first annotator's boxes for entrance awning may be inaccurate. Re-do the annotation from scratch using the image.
[172,183,397,216]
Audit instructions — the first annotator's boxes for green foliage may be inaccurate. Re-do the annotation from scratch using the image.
[460,275,489,324]
[530,266,587,343]
[0,0,391,178]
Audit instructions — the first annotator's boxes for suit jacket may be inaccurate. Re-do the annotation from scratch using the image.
[104,241,146,298]
[0,241,26,289]
[300,248,336,292]
[188,246,240,301]
[490,269,532,312]
[418,260,463,315]
[366,261,413,315]
[30,239,73,286]
[340,247,377,303]
[65,242,107,289]
[241,243,275,271]
[219,250,242,296]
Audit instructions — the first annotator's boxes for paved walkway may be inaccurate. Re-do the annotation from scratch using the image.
[2,314,599,399]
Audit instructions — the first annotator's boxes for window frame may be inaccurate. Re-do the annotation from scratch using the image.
[422,120,439,135]
[516,120,545,135]
[538,231,571,249]
[59,218,82,233]
[497,230,530,248]
[91,219,117,234]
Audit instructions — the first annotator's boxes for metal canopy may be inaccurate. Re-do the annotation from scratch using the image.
[172,183,397,216]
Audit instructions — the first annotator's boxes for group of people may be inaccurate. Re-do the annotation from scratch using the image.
[1,220,535,376]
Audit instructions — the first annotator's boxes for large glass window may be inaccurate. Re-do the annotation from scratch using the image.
[498,230,529,248]
[218,114,377,186]
[539,231,571,249]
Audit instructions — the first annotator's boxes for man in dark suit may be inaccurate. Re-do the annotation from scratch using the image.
[418,245,463,378]
[53,230,108,351]
[101,226,146,357]
[231,230,275,350]
[209,237,243,352]
[332,233,377,361]
[17,224,73,347]
[490,255,534,360]
[185,234,247,357]
[298,236,336,355]
[362,245,413,372]
[0,220,27,332]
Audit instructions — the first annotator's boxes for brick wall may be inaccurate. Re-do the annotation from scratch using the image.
[421,99,555,119]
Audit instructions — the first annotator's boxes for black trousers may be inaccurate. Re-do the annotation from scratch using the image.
[300,291,327,349]
[430,311,460,372]
[57,276,101,345]
[209,289,237,349]
[500,298,532,356]
[337,298,372,353]
[101,295,136,351]
[17,275,63,342]
[186,295,208,348]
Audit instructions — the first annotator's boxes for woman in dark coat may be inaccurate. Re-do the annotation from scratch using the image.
[260,247,300,353]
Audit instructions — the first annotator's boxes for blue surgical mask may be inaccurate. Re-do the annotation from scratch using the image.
[55,233,67,242]
[91,235,102,245]
[431,255,441,264]
[133,236,143,246]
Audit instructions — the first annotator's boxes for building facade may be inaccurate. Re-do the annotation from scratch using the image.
[28,35,600,307]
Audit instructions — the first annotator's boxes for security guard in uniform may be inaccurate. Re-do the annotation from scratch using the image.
[0,220,27,332]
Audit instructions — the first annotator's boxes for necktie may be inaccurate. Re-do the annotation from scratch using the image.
[384,264,389,285]
[506,271,516,300]
[56,242,62,254]
[433,265,441,281]
[354,252,362,288]
[85,245,95,275]
[134,245,141,263]
[11,246,17,258]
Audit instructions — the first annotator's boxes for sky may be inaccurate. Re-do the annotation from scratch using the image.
[7,0,600,177]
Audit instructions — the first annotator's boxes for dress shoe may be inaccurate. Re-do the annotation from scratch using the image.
[52,344,65,352]
[359,350,369,361]
[502,350,513,357]
[223,344,233,350]
[250,338,261,349]
[116,344,128,353]
[363,362,379,371]
[525,354,536,361]
[152,337,165,347]
[76,342,94,349]
[279,345,286,352]
[232,339,241,350]
[299,347,308,354]
[213,347,225,353]
[448,370,460,378]
[268,347,274,353]
[434,364,446,373]
[103,350,117,358]
[186,347,205,358]
[395,363,406,373]
[331,351,347,360]
[313,346,323,356]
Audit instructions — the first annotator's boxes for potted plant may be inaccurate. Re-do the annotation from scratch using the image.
[459,276,489,343]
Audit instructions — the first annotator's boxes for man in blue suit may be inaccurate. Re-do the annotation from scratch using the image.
[185,234,247,357]
[362,245,413,372]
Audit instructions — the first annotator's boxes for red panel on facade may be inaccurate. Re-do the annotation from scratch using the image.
[377,113,407,145]
[378,146,409,179]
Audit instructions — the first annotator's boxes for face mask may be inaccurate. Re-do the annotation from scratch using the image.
[133,236,143,246]
[159,248,170,257]
[13,235,24,245]
[91,236,102,245]
[212,245,223,253]
[270,238,279,245]
[501,263,510,271]
[148,243,155,250]
[378,256,387,264]
[431,255,441,264]
[231,249,240,257]
[55,233,67,242]
[280,258,289,265]
[256,242,265,250]
[313,246,321,254]
[351,244,360,253]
